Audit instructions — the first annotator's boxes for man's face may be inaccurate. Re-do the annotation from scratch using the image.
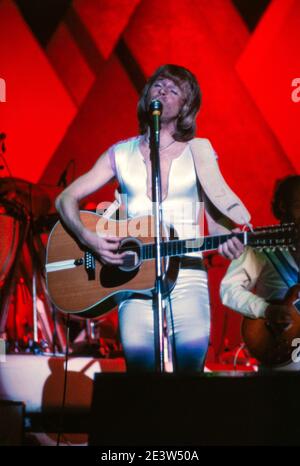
[148,77,185,122]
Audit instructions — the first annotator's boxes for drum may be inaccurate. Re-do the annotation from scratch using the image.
[0,199,26,286]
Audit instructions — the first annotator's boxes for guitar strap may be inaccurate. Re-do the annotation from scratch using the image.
[263,249,299,288]
[189,138,251,225]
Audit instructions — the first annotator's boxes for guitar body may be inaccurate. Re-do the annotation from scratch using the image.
[46,211,180,318]
[242,284,300,366]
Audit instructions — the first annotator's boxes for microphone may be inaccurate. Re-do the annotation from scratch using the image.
[149,99,162,116]
[149,100,163,145]
[0,132,6,153]
[57,160,74,188]
[57,168,68,188]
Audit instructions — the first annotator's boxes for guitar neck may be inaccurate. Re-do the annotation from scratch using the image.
[140,224,294,260]
[141,231,246,260]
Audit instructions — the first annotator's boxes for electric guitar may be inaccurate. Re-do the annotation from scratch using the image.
[45,211,296,319]
[242,285,300,366]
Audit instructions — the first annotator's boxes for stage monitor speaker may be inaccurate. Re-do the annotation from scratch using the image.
[0,400,24,445]
[89,373,300,446]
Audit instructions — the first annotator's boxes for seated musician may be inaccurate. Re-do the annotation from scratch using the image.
[220,175,300,369]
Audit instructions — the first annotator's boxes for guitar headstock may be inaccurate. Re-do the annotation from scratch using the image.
[248,223,298,251]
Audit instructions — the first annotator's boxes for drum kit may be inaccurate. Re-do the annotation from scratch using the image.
[0,175,122,357]
[0,176,68,354]
[0,126,123,357]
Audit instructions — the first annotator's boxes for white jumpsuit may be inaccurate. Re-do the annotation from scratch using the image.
[110,136,211,372]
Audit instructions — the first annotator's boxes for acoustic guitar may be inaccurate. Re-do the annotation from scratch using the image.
[45,211,296,319]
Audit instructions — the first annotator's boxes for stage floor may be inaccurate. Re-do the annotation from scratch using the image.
[1,355,300,446]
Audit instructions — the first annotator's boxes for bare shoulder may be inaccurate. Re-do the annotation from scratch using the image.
[58,149,114,202]
[111,135,140,152]
[190,137,212,146]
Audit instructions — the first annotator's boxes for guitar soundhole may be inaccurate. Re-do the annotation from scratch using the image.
[100,265,139,288]
[118,238,142,272]
[99,238,142,288]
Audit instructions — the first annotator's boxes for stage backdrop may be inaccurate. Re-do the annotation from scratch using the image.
[1,0,299,359]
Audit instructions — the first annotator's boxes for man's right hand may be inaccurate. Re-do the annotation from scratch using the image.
[265,304,293,331]
[81,231,127,265]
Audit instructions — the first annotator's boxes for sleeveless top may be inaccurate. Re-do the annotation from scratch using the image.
[109,136,203,257]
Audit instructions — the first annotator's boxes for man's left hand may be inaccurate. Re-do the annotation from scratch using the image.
[217,227,244,260]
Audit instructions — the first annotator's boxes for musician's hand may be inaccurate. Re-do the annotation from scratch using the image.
[265,304,292,332]
[218,228,244,260]
[81,231,126,265]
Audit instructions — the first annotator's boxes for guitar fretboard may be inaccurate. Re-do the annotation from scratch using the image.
[141,232,245,260]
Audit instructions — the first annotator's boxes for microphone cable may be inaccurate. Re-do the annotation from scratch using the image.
[56,314,71,447]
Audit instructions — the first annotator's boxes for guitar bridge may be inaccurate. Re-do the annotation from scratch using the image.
[84,251,96,280]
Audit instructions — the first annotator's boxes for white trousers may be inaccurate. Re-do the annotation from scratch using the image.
[118,267,211,372]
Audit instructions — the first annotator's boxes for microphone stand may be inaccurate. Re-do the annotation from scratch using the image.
[149,100,165,372]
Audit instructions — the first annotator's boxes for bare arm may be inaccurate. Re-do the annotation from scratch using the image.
[55,150,126,265]
[203,191,244,260]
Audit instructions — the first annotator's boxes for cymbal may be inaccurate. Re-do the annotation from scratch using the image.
[0,178,63,218]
